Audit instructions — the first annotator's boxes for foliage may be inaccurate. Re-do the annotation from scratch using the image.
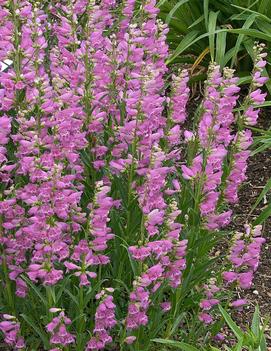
[153,306,269,351]
[158,0,271,90]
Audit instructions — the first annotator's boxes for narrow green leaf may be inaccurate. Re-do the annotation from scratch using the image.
[234,337,244,351]
[259,331,268,351]
[21,314,50,348]
[251,143,271,156]
[167,29,226,64]
[208,11,219,62]
[165,0,189,25]
[230,14,257,68]
[231,4,271,23]
[253,202,271,225]
[152,338,199,351]
[215,31,227,67]
[21,275,47,306]
[261,68,271,95]
[228,28,271,42]
[157,0,169,7]
[251,102,271,108]
[166,30,199,64]
[219,305,243,340]
[64,288,79,307]
[251,306,260,337]
[238,76,252,85]
[259,0,270,14]
[250,178,271,213]
[204,0,209,30]
[188,15,204,29]
[256,20,271,34]
[121,243,137,277]
[168,313,186,337]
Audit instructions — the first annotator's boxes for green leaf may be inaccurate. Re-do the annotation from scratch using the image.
[21,275,47,306]
[121,243,138,277]
[259,332,268,351]
[238,76,252,85]
[219,305,243,340]
[167,313,186,337]
[253,202,271,225]
[259,0,271,14]
[21,314,50,348]
[188,15,204,29]
[230,14,257,68]
[204,0,209,30]
[261,67,271,95]
[157,0,169,7]
[251,305,260,337]
[166,30,200,64]
[231,4,271,23]
[165,0,189,25]
[152,338,199,351]
[208,11,219,62]
[167,29,227,64]
[234,337,244,351]
[64,288,79,307]
[250,177,271,213]
[228,28,271,42]
[215,31,227,67]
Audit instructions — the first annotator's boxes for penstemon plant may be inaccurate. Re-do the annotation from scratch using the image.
[0,0,268,350]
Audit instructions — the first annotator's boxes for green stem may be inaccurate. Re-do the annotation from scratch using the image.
[46,286,53,319]
[2,254,15,314]
[77,286,85,350]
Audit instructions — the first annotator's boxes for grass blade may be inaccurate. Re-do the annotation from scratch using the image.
[204,0,209,30]
[215,31,227,67]
[152,338,199,351]
[251,305,260,337]
[228,28,271,42]
[219,305,243,340]
[231,4,271,23]
[208,11,219,62]
[250,177,271,213]
[230,14,257,68]
[167,29,226,64]
[253,202,271,225]
[157,0,169,7]
[166,30,200,64]
[165,0,189,25]
[21,314,50,348]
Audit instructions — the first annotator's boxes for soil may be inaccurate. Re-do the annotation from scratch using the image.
[223,109,271,346]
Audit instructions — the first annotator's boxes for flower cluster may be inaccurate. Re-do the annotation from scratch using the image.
[46,309,75,347]
[199,280,220,325]
[86,289,116,350]
[223,225,265,290]
[0,0,268,349]
[0,315,25,349]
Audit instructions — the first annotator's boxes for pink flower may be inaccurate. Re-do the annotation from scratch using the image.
[231,299,248,309]
[199,312,213,324]
[238,271,253,289]
[46,311,75,346]
[160,302,171,312]
[223,271,238,283]
[124,336,137,344]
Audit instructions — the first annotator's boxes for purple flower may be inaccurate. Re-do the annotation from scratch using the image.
[231,299,248,309]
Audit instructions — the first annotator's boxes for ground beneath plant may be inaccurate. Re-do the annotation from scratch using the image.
[221,109,271,347]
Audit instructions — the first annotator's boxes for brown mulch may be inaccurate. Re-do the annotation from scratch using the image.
[226,109,271,345]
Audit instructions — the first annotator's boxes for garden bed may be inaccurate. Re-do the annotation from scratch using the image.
[222,110,271,347]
